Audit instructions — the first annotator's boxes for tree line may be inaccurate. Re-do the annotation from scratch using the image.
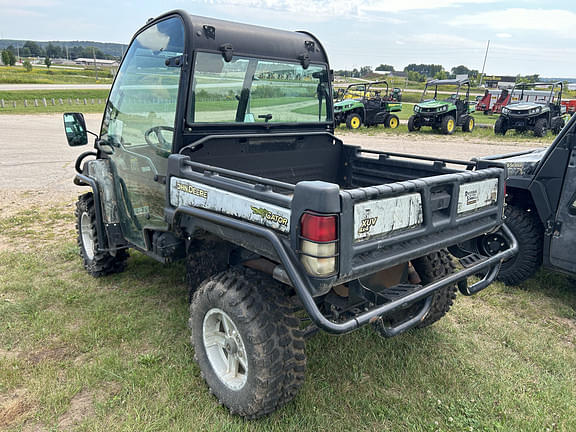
[1,41,115,60]
[334,63,543,86]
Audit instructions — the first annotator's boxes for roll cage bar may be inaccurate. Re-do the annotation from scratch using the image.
[509,81,563,106]
[421,78,470,102]
[338,80,391,101]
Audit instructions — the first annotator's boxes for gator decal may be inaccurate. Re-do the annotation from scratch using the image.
[170,178,291,233]
[250,206,289,227]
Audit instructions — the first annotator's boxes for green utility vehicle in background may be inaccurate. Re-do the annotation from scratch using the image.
[408,78,475,135]
[334,80,402,129]
[494,82,565,137]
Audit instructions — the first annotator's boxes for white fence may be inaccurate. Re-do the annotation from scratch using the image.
[0,97,105,109]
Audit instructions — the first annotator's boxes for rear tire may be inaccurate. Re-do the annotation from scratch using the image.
[552,117,565,134]
[533,118,548,137]
[494,117,507,135]
[412,250,457,328]
[75,193,128,277]
[346,113,362,130]
[372,250,456,336]
[497,205,543,285]
[407,115,420,132]
[189,268,306,419]
[441,115,456,135]
[385,114,399,129]
[462,115,475,133]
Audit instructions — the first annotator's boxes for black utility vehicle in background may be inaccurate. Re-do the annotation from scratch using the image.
[482,114,576,284]
[63,11,516,419]
[494,82,565,137]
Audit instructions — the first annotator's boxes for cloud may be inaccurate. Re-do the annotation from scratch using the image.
[0,0,60,18]
[0,8,41,16]
[0,0,59,6]
[496,33,512,39]
[200,0,499,20]
[448,8,576,38]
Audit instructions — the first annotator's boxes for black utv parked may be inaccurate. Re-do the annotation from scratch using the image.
[481,113,576,284]
[494,82,566,137]
[62,10,516,419]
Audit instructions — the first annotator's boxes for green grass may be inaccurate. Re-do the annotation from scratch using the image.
[1,202,575,431]
[0,89,111,114]
[337,121,558,143]
[0,65,114,85]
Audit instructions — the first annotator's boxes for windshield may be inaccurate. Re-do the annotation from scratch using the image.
[189,52,331,124]
[510,85,554,105]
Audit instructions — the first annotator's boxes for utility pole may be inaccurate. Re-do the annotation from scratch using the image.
[478,39,490,87]
[93,48,98,80]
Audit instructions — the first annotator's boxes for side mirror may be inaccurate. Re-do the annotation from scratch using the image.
[63,112,88,146]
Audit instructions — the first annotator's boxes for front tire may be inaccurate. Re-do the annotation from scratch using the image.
[497,205,543,285]
[407,115,420,132]
[494,117,507,135]
[533,118,548,137]
[189,269,306,419]
[441,115,456,135]
[75,193,128,277]
[346,113,362,129]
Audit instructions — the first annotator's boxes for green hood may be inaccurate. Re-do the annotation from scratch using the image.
[417,100,449,109]
[334,99,363,110]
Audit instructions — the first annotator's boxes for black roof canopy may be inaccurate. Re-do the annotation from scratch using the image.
[144,10,329,66]
[426,78,470,86]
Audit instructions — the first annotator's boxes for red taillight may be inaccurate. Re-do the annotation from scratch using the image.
[300,213,337,242]
[299,212,338,277]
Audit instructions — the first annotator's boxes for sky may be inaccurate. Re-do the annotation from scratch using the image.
[1,0,576,77]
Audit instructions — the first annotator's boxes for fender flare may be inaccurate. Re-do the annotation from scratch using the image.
[74,173,109,250]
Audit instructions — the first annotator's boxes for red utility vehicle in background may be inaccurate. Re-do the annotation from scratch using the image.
[476,88,511,115]
[561,99,576,116]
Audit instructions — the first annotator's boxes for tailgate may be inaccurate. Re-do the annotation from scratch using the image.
[337,167,505,282]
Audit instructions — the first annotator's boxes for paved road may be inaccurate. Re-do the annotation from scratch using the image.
[0,113,104,193]
[0,113,543,194]
[0,84,111,91]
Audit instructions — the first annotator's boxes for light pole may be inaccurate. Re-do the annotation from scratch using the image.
[478,40,490,87]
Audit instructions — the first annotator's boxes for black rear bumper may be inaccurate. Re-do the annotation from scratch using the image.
[173,205,518,335]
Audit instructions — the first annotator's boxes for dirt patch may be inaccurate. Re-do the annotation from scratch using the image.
[57,389,95,429]
[21,421,48,432]
[0,191,77,253]
[26,346,76,365]
[56,384,121,430]
[0,190,77,218]
[0,348,21,360]
[0,389,33,428]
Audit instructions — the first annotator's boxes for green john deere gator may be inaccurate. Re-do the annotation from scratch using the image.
[408,78,475,135]
[334,80,402,129]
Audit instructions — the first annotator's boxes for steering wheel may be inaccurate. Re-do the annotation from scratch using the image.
[144,126,174,157]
